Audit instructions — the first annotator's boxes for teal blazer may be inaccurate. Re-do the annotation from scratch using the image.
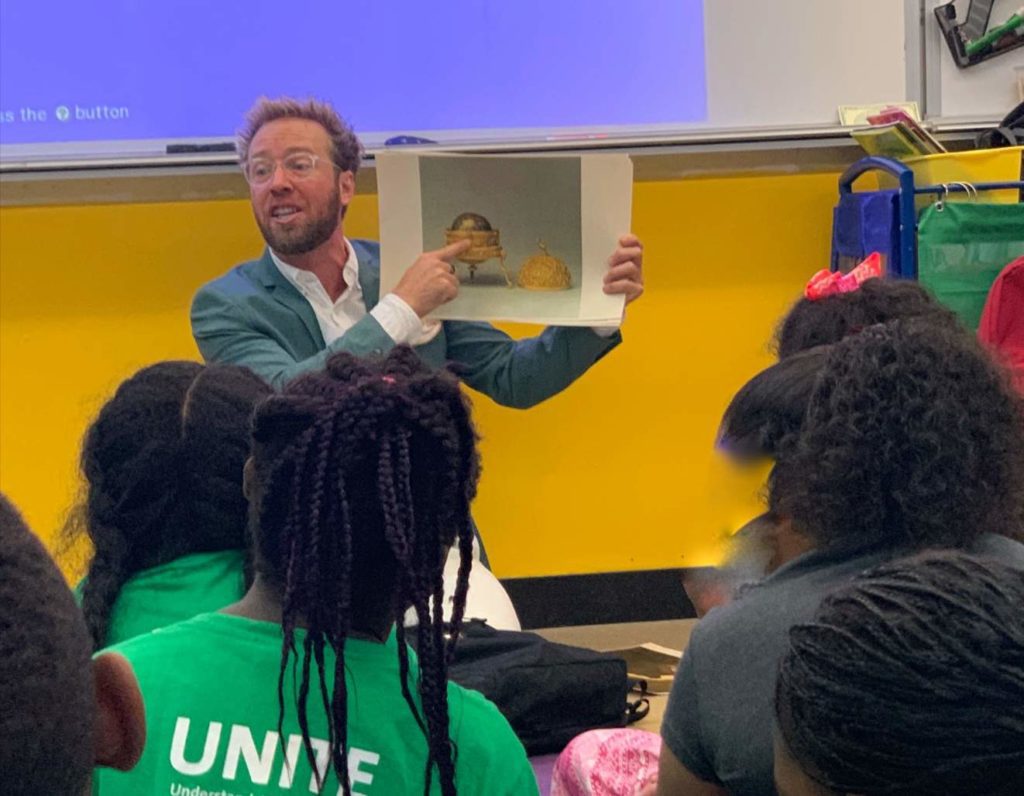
[191,240,621,408]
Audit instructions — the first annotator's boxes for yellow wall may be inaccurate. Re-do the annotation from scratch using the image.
[0,170,836,579]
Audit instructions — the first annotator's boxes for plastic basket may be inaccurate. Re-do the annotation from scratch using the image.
[905,148,1023,205]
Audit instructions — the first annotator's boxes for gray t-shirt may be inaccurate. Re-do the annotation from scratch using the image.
[661,534,1024,796]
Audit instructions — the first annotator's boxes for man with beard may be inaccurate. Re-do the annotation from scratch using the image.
[191,97,644,407]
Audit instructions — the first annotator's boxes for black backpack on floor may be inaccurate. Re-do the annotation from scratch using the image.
[411,619,647,755]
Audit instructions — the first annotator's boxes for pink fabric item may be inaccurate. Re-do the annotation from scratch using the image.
[551,729,661,796]
[804,251,883,301]
[979,256,1024,395]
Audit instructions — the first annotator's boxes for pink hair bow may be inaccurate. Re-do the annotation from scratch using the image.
[805,252,883,301]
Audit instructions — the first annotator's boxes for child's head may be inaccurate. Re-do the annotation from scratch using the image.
[70,361,270,647]
[0,494,145,795]
[247,347,479,796]
[711,347,830,579]
[774,319,1024,554]
[775,278,959,359]
[775,551,1024,796]
[718,346,830,462]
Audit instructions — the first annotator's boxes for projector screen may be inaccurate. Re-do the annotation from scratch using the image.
[0,0,708,160]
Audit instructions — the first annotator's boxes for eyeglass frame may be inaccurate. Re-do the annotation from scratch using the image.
[244,151,340,185]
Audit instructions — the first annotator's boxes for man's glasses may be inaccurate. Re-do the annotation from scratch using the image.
[245,153,325,185]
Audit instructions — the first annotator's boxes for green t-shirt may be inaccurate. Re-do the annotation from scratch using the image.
[78,550,246,647]
[94,612,538,796]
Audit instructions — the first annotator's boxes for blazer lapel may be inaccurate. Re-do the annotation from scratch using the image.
[252,250,325,348]
[352,239,381,309]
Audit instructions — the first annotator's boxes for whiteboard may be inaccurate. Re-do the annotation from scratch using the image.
[1,0,1019,168]
[702,0,908,129]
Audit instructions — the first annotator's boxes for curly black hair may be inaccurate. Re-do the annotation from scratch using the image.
[776,320,1024,553]
[66,361,271,648]
[1,494,96,795]
[775,278,960,358]
[776,551,1024,796]
[248,347,479,796]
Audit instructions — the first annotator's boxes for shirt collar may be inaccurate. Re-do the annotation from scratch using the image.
[752,542,890,590]
[269,239,361,301]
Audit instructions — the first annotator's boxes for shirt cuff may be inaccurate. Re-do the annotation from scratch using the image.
[590,325,620,338]
[372,293,423,345]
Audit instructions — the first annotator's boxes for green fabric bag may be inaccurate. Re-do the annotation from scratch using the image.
[917,202,1024,330]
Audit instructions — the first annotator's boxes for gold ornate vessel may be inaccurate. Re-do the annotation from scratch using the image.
[517,241,572,291]
[444,213,513,286]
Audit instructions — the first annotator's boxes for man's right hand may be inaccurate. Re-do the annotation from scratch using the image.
[392,240,471,318]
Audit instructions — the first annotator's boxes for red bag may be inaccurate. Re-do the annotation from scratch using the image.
[979,256,1024,394]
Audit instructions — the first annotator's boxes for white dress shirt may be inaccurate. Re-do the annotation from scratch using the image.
[270,241,440,346]
[271,240,619,344]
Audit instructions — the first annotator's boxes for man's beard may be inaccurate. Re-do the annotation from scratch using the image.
[257,188,342,256]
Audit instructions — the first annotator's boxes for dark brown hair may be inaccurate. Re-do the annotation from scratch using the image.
[68,361,270,648]
[1,493,96,795]
[249,348,479,796]
[777,551,1024,795]
[238,96,363,174]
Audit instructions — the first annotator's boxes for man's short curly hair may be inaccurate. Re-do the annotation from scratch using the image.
[237,96,364,174]
[775,278,961,358]
[776,319,1024,552]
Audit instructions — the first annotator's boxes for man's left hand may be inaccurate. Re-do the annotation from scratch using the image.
[604,234,644,304]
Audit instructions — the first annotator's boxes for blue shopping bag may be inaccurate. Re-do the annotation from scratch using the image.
[830,157,918,278]
[831,189,902,276]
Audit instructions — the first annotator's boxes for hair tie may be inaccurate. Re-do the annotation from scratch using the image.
[805,252,883,301]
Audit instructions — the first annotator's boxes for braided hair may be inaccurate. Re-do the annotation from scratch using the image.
[776,551,1024,795]
[248,348,479,796]
[775,277,960,359]
[66,361,271,648]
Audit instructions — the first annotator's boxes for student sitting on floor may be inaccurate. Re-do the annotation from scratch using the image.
[0,493,145,795]
[684,261,963,617]
[775,551,1024,796]
[657,319,1024,796]
[93,348,537,796]
[683,346,828,616]
[716,347,830,572]
[68,361,271,648]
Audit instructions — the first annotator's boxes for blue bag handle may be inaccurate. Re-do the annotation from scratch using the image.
[838,157,917,277]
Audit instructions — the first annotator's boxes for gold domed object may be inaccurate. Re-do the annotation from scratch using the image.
[517,241,572,291]
[444,212,512,286]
